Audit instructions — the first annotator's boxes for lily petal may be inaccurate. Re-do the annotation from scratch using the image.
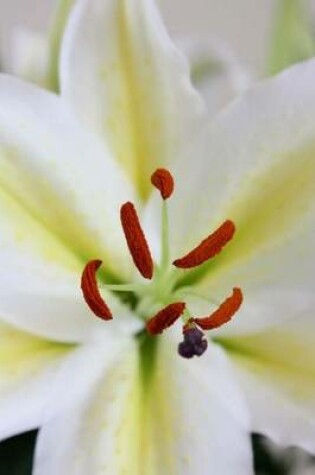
[145,60,315,332]
[0,74,136,280]
[169,58,315,263]
[34,339,140,475]
[219,314,315,453]
[0,248,140,342]
[34,336,253,474]
[60,0,205,198]
[0,320,73,441]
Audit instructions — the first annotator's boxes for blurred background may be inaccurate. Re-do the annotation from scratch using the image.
[0,0,275,75]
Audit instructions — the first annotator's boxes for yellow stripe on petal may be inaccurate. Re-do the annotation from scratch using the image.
[219,320,315,405]
[199,139,315,283]
[218,316,315,450]
[33,337,251,474]
[0,321,73,439]
[61,0,204,199]
[0,322,72,386]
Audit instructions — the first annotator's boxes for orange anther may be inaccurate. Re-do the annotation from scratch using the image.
[81,260,113,320]
[151,168,174,200]
[173,220,235,269]
[146,302,186,335]
[193,288,243,330]
[120,202,154,280]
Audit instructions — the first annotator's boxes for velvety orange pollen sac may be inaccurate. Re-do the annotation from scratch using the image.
[193,288,243,330]
[173,220,236,269]
[146,302,186,335]
[120,202,154,280]
[81,260,113,320]
[151,168,174,199]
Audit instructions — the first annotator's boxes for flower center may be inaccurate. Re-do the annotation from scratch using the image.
[81,168,243,359]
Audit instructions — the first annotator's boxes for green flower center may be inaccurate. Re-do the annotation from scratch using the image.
[81,168,243,358]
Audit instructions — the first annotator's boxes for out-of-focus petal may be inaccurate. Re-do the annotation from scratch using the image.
[179,36,251,117]
[60,0,205,198]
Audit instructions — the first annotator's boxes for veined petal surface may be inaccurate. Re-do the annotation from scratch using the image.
[219,314,315,453]
[0,321,73,440]
[34,336,253,475]
[60,0,205,198]
[0,75,136,280]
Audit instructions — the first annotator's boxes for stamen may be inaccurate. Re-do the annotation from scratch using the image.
[173,220,235,269]
[81,260,113,320]
[146,302,186,335]
[151,168,174,200]
[120,202,154,280]
[193,287,243,330]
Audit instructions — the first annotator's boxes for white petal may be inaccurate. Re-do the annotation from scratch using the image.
[60,0,205,198]
[143,337,253,475]
[178,36,251,117]
[220,314,315,453]
[171,58,315,260]
[0,74,136,280]
[0,321,72,440]
[34,335,253,474]
[34,339,140,475]
[146,59,315,332]
[0,248,140,342]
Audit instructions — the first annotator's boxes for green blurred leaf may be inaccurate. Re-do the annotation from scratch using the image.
[267,0,315,75]
[47,0,74,92]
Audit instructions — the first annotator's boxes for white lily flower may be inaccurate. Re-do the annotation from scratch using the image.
[0,0,315,474]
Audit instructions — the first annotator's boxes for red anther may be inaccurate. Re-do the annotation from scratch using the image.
[146,302,186,335]
[120,202,154,280]
[151,168,174,200]
[81,260,113,320]
[193,288,243,330]
[173,220,235,269]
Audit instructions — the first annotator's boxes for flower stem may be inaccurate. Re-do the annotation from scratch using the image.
[160,200,170,273]
[103,284,139,292]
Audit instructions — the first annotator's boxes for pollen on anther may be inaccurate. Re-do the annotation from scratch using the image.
[193,287,243,330]
[120,202,154,279]
[173,220,236,269]
[81,260,113,320]
[151,168,174,200]
[146,302,186,335]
